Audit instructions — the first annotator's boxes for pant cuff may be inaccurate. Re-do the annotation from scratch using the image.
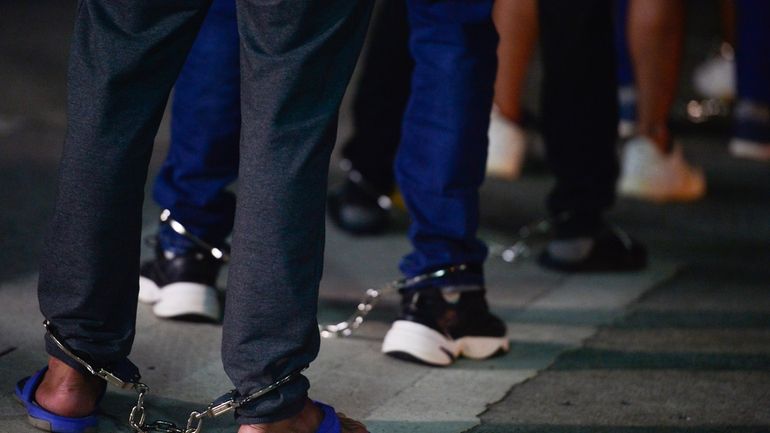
[234,393,307,425]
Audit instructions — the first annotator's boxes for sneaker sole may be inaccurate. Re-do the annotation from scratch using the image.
[151,282,221,322]
[138,276,161,304]
[618,178,706,203]
[729,139,770,161]
[381,320,509,367]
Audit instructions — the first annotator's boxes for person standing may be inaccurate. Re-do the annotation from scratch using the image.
[16,1,374,432]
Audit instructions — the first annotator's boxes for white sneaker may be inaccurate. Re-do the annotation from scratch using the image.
[619,136,706,203]
[486,106,526,180]
[729,138,770,162]
[693,43,736,101]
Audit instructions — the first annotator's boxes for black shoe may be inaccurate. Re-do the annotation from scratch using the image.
[382,287,509,366]
[327,178,390,235]
[538,225,647,272]
[139,244,222,321]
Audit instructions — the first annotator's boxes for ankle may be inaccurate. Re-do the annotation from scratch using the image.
[34,357,103,418]
[638,125,671,153]
[238,399,323,433]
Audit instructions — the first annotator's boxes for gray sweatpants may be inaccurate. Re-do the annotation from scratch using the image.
[37,0,372,424]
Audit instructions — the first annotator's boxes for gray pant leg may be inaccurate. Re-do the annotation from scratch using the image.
[39,0,212,371]
[222,0,373,424]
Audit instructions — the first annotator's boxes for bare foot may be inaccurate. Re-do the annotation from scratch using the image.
[34,357,104,418]
[237,399,368,433]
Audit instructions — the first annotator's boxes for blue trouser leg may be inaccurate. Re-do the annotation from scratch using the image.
[39,0,372,423]
[735,0,770,142]
[614,0,633,88]
[153,0,240,253]
[613,0,637,124]
[396,0,497,286]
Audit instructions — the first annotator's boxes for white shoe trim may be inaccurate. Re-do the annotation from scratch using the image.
[152,282,220,321]
[381,320,509,366]
[729,138,770,161]
[138,276,161,304]
[619,137,706,202]
[487,106,526,180]
[457,335,511,360]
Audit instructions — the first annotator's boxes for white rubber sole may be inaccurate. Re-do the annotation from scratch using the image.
[729,138,770,162]
[138,276,161,304]
[381,320,509,366]
[138,278,220,321]
[618,176,706,203]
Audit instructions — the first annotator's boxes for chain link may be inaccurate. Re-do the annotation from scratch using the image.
[83,212,563,430]
[488,213,567,263]
[43,322,303,433]
[158,209,230,263]
[318,264,468,338]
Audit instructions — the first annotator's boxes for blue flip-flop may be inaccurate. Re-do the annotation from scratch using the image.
[14,367,100,433]
[314,402,342,433]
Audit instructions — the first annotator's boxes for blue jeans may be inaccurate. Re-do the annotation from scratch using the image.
[396,0,497,287]
[153,0,240,253]
[735,0,770,142]
[157,0,500,289]
[397,0,619,286]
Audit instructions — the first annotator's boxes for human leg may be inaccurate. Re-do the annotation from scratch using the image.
[396,0,497,280]
[614,0,638,138]
[139,0,240,320]
[222,0,373,425]
[486,0,539,179]
[619,0,705,202]
[328,0,413,235]
[537,0,646,272]
[730,0,770,161]
[382,0,508,366]
[492,0,538,124]
[153,0,241,253]
[539,0,618,230]
[628,0,683,150]
[35,0,213,419]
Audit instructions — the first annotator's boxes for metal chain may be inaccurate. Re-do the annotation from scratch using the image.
[488,213,568,264]
[337,159,393,211]
[319,264,468,338]
[43,321,303,433]
[319,214,569,338]
[155,210,560,339]
[158,209,230,263]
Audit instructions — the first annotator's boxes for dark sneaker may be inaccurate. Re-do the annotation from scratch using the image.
[538,225,647,273]
[139,244,222,321]
[382,287,509,366]
[327,178,391,235]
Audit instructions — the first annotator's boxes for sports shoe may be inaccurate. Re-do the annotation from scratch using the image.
[486,105,526,180]
[729,138,770,161]
[539,224,647,273]
[382,287,509,366]
[692,42,735,101]
[619,136,706,202]
[139,243,222,321]
[327,175,391,235]
[730,100,770,162]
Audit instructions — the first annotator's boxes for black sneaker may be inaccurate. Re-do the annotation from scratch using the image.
[327,178,391,235]
[538,225,647,273]
[139,243,222,321]
[381,287,509,366]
